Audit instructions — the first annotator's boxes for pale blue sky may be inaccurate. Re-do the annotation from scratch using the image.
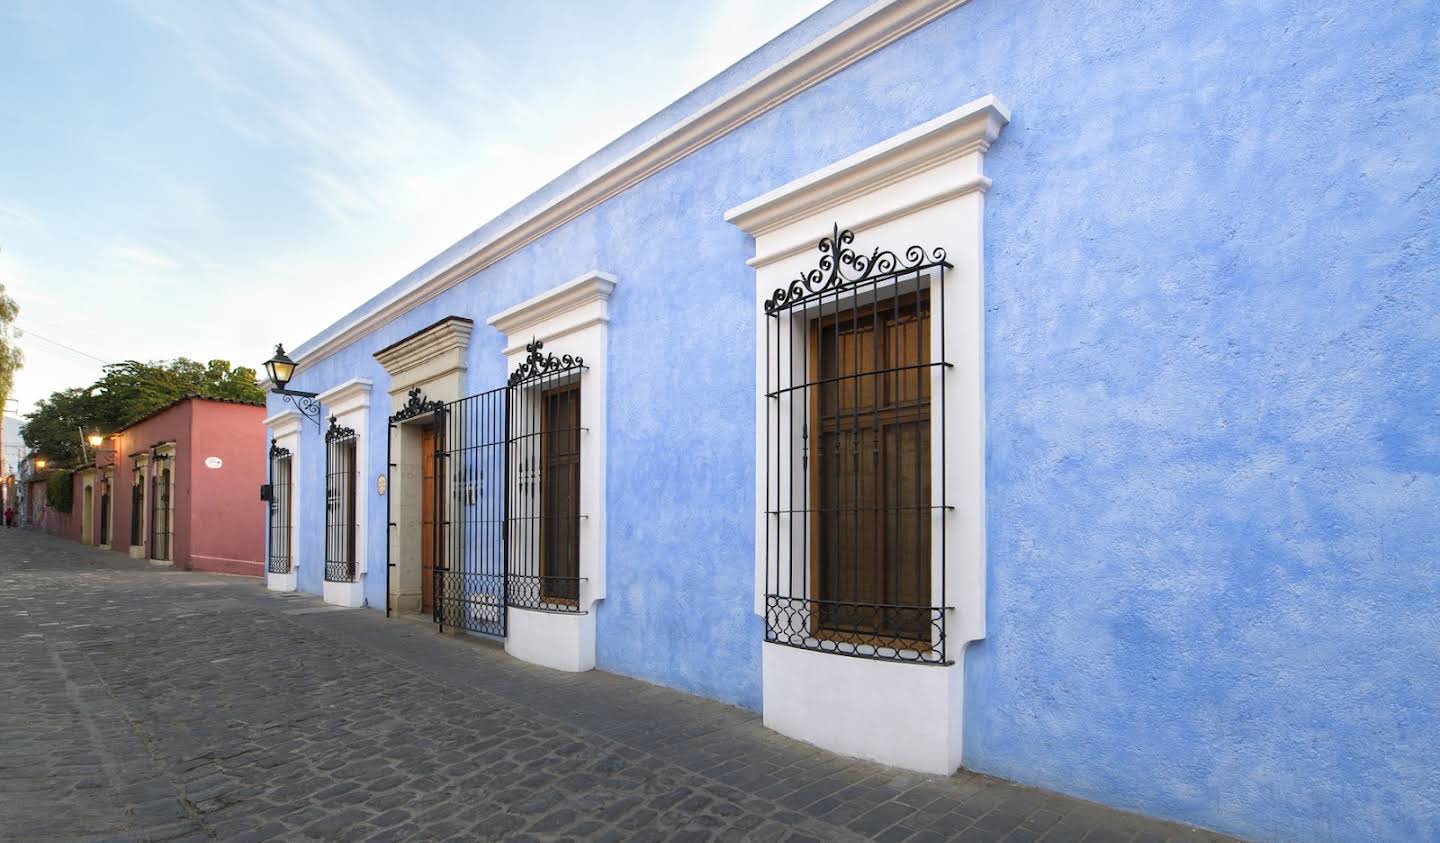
[0,0,825,422]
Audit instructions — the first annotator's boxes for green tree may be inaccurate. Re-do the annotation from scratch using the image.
[0,283,20,411]
[22,357,263,467]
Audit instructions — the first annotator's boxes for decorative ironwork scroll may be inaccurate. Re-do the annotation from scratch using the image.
[508,338,584,387]
[390,387,444,423]
[279,392,322,431]
[269,441,291,459]
[763,223,951,315]
[325,416,356,442]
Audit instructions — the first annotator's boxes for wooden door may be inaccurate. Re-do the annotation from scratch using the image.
[421,426,437,613]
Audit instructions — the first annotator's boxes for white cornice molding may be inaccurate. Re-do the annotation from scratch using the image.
[488,271,617,349]
[264,409,303,439]
[373,317,473,379]
[725,95,1009,238]
[317,378,373,418]
[286,0,969,376]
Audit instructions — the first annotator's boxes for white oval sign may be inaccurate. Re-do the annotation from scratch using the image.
[204,456,223,469]
[376,474,388,496]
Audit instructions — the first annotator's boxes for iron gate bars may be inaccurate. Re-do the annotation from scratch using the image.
[763,224,953,665]
[268,442,293,574]
[425,340,589,636]
[506,340,587,612]
[324,418,359,583]
[433,385,509,635]
[150,451,174,561]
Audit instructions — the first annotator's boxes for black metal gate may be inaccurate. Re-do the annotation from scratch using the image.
[432,385,510,635]
[421,339,588,636]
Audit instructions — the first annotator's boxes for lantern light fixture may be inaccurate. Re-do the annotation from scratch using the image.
[264,343,321,430]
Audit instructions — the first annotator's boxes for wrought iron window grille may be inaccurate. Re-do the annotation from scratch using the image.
[150,451,175,562]
[268,442,293,574]
[129,460,145,547]
[324,418,359,583]
[763,224,954,665]
[505,340,588,614]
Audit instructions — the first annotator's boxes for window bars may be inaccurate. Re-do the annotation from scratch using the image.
[506,340,585,613]
[763,225,952,665]
[129,459,144,547]
[325,418,359,583]
[150,452,174,561]
[268,442,293,574]
[98,475,111,546]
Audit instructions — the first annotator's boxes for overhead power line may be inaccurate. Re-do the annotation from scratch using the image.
[12,323,112,365]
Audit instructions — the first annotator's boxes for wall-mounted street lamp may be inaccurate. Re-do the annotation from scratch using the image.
[87,432,105,449]
[264,343,321,431]
[34,458,47,470]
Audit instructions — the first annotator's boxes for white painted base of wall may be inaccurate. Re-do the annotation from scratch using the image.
[268,572,297,593]
[762,642,964,775]
[128,545,145,560]
[504,607,596,672]
[147,558,173,568]
[323,580,365,608]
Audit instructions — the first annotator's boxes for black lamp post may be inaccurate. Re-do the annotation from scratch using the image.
[264,343,321,430]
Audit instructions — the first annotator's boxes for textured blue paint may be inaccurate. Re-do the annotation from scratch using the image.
[269,1,1439,839]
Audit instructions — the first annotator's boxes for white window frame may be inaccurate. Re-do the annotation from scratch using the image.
[317,378,373,607]
[264,409,304,592]
[726,95,1008,774]
[487,270,614,671]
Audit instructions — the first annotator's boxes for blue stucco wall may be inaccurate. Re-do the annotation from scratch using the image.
[269,1,1439,840]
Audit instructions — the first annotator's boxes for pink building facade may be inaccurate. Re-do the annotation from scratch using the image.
[34,397,266,576]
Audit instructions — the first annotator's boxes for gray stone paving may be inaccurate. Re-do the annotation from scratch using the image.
[0,529,1240,842]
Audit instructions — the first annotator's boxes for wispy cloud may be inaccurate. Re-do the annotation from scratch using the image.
[1,0,828,416]
[105,244,178,270]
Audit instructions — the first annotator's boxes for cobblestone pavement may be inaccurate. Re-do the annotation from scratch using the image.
[0,529,1239,843]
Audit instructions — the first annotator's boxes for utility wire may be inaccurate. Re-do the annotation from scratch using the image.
[11,323,112,365]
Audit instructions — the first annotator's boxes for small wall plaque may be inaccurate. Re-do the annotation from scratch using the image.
[377,474,388,496]
[204,456,223,469]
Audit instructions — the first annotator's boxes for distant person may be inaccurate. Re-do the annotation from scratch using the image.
[4,506,13,527]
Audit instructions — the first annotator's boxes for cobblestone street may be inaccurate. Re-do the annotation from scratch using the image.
[0,530,1235,842]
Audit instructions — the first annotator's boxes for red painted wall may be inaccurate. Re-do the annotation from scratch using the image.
[36,398,265,576]
[111,400,193,559]
[186,400,265,575]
